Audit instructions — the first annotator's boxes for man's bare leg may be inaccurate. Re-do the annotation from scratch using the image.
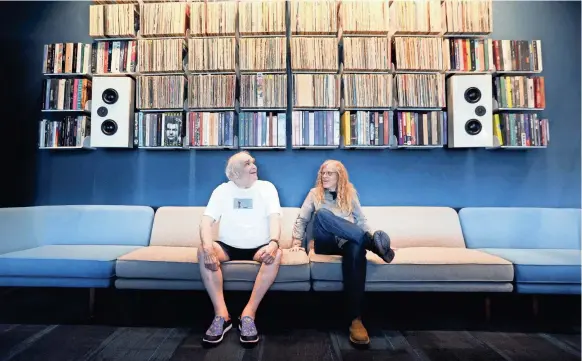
[198,242,231,318]
[240,247,283,318]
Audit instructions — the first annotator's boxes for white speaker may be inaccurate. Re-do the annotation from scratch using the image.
[446,74,493,148]
[91,77,135,148]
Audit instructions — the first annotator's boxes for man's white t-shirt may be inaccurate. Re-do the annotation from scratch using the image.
[203,180,282,249]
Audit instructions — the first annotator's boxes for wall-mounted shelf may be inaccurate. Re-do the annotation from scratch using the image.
[43,73,92,79]
[92,72,136,78]
[396,107,445,111]
[138,146,188,151]
[239,146,286,150]
[495,108,544,112]
[486,146,548,150]
[138,109,185,113]
[445,70,494,75]
[397,145,443,150]
[41,109,90,114]
[495,70,543,75]
[343,145,391,150]
[292,146,339,150]
[189,146,237,151]
[39,145,95,151]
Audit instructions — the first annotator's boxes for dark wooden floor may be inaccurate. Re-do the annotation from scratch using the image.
[0,288,579,361]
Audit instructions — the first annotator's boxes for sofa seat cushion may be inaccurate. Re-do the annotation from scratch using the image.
[478,248,581,284]
[0,245,141,278]
[116,246,199,280]
[310,247,513,282]
[116,246,310,283]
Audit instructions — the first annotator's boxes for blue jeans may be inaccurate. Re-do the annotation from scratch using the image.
[313,208,371,321]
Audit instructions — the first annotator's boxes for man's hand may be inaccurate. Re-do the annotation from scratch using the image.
[261,241,279,264]
[202,244,220,271]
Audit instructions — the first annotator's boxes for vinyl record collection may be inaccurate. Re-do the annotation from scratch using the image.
[39,0,548,151]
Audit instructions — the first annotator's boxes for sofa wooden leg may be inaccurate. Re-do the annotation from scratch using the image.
[484,296,492,321]
[89,288,95,320]
[532,295,539,317]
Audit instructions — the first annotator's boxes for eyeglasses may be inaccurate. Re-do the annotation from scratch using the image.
[320,171,337,177]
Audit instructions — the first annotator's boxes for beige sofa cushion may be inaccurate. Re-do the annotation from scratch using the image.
[148,206,300,249]
[309,247,513,282]
[362,206,466,248]
[116,246,310,282]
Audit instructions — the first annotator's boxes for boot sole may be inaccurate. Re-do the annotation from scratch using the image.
[349,335,370,345]
[373,232,394,263]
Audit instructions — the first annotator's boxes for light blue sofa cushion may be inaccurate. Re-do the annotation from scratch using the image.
[459,207,581,249]
[0,245,142,278]
[0,205,154,251]
[478,248,581,284]
[516,283,581,294]
[0,277,111,288]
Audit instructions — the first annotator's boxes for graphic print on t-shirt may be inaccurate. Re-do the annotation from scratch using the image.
[233,198,253,210]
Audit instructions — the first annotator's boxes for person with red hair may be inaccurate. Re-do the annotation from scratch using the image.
[291,159,394,346]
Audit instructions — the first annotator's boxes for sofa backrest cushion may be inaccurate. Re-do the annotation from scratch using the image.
[149,206,300,248]
[0,205,154,251]
[362,206,466,248]
[459,207,581,249]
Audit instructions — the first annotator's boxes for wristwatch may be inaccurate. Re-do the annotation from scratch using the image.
[270,239,280,247]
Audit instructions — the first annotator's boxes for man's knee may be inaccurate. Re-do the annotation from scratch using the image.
[274,248,283,264]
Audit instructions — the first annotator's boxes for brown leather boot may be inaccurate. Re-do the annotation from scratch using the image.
[349,318,370,345]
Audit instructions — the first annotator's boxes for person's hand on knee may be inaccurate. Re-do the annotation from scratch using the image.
[260,241,279,264]
[203,243,220,271]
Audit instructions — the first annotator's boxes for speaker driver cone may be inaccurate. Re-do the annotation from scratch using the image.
[102,88,119,105]
[101,119,118,136]
[464,87,482,103]
[465,119,482,135]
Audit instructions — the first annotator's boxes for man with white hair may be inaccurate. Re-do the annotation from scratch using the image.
[198,151,282,345]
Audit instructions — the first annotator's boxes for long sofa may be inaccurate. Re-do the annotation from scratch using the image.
[0,205,579,299]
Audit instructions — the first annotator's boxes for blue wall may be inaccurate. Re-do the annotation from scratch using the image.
[1,1,580,208]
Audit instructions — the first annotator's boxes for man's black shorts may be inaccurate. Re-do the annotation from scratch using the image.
[215,241,269,261]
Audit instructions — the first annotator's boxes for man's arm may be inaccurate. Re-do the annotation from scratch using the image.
[200,185,223,249]
[199,215,216,249]
[269,214,281,243]
[264,182,282,245]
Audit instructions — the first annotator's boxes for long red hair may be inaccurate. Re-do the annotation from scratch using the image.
[313,160,358,214]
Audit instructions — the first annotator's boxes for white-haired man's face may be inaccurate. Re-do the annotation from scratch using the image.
[234,153,258,187]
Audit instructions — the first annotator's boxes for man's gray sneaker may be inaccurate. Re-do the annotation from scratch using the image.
[203,316,232,344]
[239,316,259,343]
[373,230,395,263]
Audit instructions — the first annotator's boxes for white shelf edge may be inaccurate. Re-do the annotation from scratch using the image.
[189,146,237,150]
[344,145,391,149]
[486,146,548,150]
[397,145,444,149]
[41,109,90,113]
[495,108,545,112]
[137,109,185,112]
[292,146,339,149]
